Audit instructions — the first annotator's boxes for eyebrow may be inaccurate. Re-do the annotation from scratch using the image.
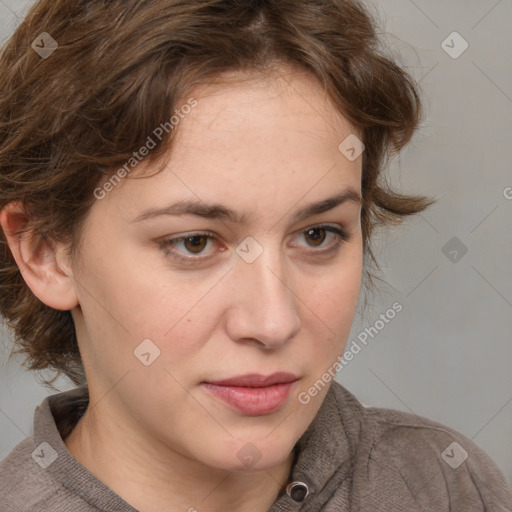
[131,187,362,225]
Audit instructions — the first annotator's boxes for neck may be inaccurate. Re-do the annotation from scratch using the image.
[63,397,294,512]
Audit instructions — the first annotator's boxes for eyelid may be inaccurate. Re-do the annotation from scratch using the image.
[158,223,350,264]
[157,231,218,265]
[292,224,350,246]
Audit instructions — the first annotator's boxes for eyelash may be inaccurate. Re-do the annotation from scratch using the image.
[158,224,351,265]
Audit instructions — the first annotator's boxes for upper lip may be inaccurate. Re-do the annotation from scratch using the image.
[204,372,299,387]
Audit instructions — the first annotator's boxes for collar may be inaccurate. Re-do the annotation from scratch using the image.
[270,381,363,510]
[33,384,138,511]
[33,381,363,511]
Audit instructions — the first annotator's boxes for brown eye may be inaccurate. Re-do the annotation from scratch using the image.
[295,224,350,253]
[304,227,327,247]
[158,231,217,263]
[182,235,209,254]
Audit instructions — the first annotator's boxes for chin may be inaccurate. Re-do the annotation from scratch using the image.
[236,435,295,472]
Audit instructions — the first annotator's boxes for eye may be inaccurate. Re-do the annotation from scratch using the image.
[294,224,350,252]
[158,224,350,265]
[158,232,218,264]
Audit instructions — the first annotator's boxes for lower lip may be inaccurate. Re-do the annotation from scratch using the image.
[201,381,296,415]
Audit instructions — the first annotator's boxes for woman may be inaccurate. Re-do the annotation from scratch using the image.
[0,0,511,511]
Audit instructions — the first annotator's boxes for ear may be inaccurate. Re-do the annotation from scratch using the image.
[0,201,79,311]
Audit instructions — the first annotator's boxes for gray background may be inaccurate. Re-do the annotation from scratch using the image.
[1,0,511,484]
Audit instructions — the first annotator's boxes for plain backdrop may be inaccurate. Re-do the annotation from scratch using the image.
[1,0,511,484]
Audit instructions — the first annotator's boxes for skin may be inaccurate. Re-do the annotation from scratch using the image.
[0,66,363,512]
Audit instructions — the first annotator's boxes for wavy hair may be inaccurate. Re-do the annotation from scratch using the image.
[0,0,436,387]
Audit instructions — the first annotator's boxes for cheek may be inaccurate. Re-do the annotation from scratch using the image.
[301,252,363,359]
[77,240,185,330]
[76,226,362,373]
[305,246,363,319]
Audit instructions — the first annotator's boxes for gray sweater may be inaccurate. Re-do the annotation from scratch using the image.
[1,381,511,511]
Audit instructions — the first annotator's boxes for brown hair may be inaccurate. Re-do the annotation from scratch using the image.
[0,0,436,387]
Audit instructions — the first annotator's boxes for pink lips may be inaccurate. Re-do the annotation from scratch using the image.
[202,372,299,416]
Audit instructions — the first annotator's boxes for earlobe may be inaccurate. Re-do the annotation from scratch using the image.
[0,202,79,311]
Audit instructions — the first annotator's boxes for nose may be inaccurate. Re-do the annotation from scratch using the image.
[225,241,302,350]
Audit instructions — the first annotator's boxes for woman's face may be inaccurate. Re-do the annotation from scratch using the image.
[70,68,364,472]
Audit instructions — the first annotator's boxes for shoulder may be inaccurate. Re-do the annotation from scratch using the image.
[0,436,61,512]
[330,382,512,511]
[0,437,99,512]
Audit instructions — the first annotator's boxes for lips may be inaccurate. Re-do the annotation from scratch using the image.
[201,372,299,415]
[205,372,299,387]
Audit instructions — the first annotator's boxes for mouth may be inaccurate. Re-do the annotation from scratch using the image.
[201,372,299,416]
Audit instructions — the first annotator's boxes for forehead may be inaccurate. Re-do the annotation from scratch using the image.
[178,66,359,146]
[95,67,362,223]
[150,68,360,179]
